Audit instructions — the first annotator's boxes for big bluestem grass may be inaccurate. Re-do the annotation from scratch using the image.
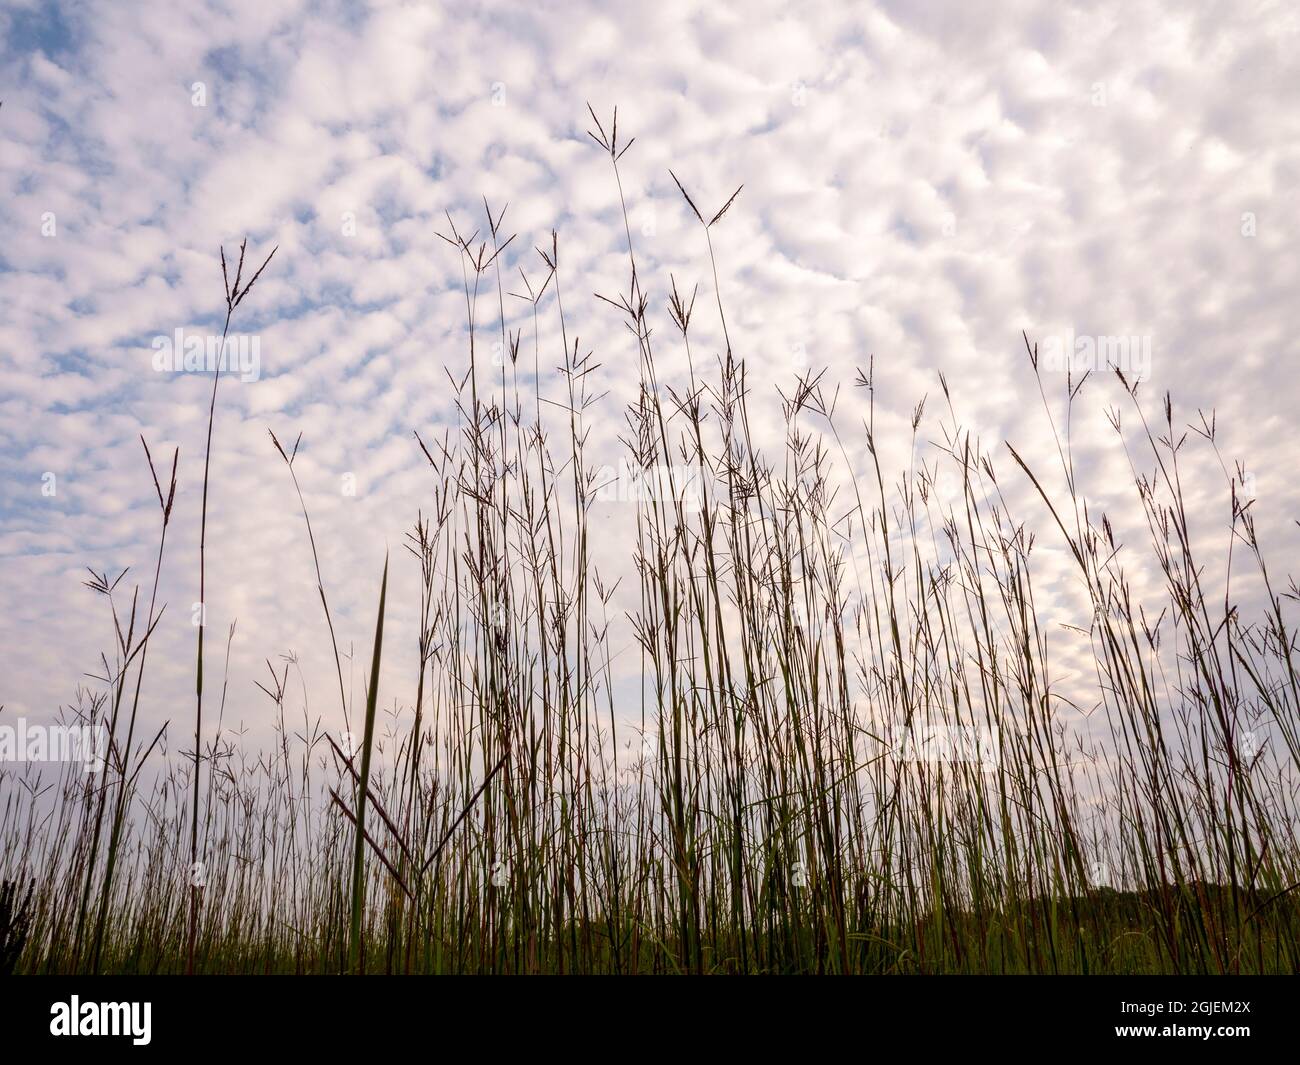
[4,114,1299,974]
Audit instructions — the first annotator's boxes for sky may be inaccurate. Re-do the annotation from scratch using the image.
[1,0,1298,763]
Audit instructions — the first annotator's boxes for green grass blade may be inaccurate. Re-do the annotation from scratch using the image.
[348,552,389,974]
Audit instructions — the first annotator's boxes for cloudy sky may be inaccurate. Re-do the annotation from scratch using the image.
[2,0,1297,757]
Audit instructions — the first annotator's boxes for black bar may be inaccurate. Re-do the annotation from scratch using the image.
[1,975,1291,1052]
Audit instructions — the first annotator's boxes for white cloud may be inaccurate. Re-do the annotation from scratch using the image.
[1,0,1297,765]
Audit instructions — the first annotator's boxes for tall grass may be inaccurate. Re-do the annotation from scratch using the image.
[3,113,1299,974]
[188,240,277,974]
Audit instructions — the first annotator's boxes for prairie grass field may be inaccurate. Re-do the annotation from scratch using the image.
[3,111,1299,977]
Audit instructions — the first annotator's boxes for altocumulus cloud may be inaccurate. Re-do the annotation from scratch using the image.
[0,0,1297,761]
